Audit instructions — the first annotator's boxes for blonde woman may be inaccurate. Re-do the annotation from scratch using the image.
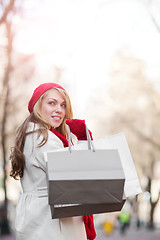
[10,83,96,240]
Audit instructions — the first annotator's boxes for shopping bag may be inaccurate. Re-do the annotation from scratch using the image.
[50,201,126,219]
[88,132,142,198]
[45,125,125,218]
[51,130,142,198]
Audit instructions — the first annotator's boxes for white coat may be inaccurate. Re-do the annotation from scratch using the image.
[15,122,87,240]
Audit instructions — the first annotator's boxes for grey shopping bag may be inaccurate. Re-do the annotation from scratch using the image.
[45,125,125,218]
[50,201,126,219]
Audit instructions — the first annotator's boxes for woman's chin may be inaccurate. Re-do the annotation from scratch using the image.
[51,122,62,129]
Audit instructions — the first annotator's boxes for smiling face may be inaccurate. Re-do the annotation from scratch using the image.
[40,88,66,128]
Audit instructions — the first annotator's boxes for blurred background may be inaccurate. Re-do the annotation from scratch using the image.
[0,0,160,239]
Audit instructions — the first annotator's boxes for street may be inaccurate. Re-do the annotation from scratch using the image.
[96,225,160,240]
[0,235,15,240]
[1,226,160,240]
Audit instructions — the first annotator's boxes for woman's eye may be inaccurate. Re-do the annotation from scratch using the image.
[61,104,66,108]
[48,101,55,105]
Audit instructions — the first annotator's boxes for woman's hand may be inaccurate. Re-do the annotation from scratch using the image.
[66,119,93,140]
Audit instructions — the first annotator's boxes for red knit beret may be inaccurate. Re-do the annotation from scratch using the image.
[28,82,66,113]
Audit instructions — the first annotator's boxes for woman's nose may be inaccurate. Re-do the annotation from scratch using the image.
[55,105,62,112]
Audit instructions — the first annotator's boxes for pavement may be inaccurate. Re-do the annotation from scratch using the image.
[95,225,160,240]
[0,227,160,240]
[0,235,15,240]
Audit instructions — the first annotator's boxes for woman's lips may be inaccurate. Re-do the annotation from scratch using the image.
[52,116,61,121]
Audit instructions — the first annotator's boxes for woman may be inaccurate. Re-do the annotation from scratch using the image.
[10,82,96,240]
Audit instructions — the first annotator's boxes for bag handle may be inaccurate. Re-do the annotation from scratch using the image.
[68,125,72,153]
[68,124,95,153]
[85,124,95,152]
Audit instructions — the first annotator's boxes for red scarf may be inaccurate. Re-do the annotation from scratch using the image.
[50,128,97,240]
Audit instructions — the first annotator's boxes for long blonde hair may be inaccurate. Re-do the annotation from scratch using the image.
[10,87,73,180]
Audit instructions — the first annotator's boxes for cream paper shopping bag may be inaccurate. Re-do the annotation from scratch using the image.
[75,132,142,198]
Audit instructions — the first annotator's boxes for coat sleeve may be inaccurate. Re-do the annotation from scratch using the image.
[32,130,64,171]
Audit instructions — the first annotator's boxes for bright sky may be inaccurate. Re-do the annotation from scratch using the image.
[13,0,160,115]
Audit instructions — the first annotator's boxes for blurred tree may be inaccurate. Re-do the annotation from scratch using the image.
[108,50,160,229]
[87,49,160,229]
[0,0,36,234]
[0,0,16,234]
[0,0,15,25]
[142,0,160,32]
